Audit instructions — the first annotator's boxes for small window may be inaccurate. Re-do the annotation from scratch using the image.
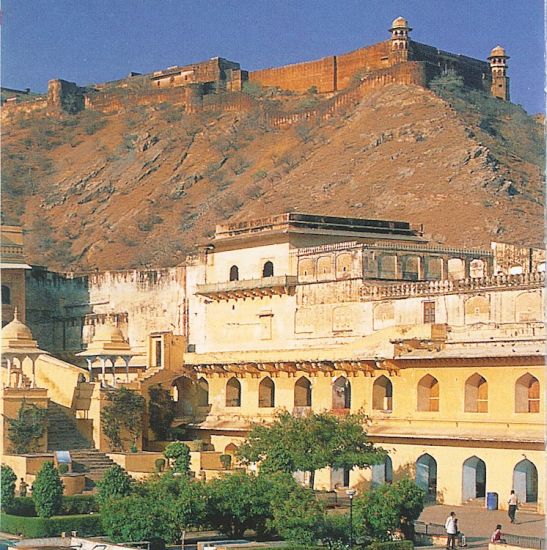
[1,285,11,305]
[229,265,239,281]
[263,261,274,278]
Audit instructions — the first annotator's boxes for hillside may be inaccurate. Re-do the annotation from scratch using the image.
[2,80,543,271]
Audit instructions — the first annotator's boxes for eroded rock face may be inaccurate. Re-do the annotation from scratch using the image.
[2,83,543,270]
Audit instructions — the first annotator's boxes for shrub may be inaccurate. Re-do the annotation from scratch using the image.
[219,454,232,469]
[164,442,191,474]
[61,494,98,515]
[32,462,64,518]
[96,465,133,507]
[0,465,17,510]
[0,512,103,537]
[58,463,69,475]
[101,387,145,451]
[4,496,35,516]
[154,458,166,473]
[148,385,177,440]
[6,399,47,454]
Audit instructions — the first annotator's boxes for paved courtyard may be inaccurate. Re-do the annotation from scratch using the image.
[418,503,545,545]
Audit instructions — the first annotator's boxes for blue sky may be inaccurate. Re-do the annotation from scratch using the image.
[1,1,544,113]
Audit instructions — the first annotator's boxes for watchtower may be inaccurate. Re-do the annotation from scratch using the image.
[389,16,412,65]
[488,45,510,101]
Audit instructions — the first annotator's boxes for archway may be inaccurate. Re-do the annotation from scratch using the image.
[465,373,488,412]
[258,377,275,408]
[226,377,241,407]
[417,374,439,412]
[513,460,538,503]
[332,376,351,409]
[372,455,393,488]
[462,456,486,501]
[416,453,437,500]
[262,261,274,278]
[229,265,239,281]
[294,376,312,407]
[196,377,209,407]
[515,373,540,413]
[373,375,393,411]
[173,376,194,415]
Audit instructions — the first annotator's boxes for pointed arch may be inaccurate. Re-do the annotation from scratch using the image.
[417,374,439,412]
[465,373,488,413]
[294,376,312,407]
[196,377,209,407]
[416,453,437,500]
[332,376,351,409]
[262,261,274,278]
[229,265,239,281]
[462,455,487,500]
[258,376,275,408]
[515,373,540,413]
[373,375,393,411]
[226,377,241,407]
[513,459,538,503]
[372,455,393,488]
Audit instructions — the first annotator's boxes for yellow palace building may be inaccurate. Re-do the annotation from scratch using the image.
[178,213,544,511]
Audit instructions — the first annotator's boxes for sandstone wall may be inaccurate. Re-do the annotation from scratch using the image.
[25,267,186,357]
[336,41,391,89]
[0,97,48,122]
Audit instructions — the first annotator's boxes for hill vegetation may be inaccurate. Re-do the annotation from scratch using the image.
[2,79,543,270]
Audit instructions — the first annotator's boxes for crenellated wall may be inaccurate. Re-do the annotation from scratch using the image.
[25,266,187,357]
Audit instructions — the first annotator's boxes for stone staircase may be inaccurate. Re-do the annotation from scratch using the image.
[47,402,93,451]
[70,448,120,488]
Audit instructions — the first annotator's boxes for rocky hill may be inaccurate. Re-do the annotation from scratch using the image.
[2,78,543,271]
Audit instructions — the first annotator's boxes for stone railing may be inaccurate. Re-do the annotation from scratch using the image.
[196,275,297,295]
[361,272,545,300]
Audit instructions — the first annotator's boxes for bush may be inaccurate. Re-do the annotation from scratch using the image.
[0,512,103,537]
[97,465,133,507]
[5,494,98,517]
[32,462,63,518]
[164,441,191,474]
[58,463,69,475]
[6,400,47,453]
[148,385,177,441]
[155,458,166,473]
[0,465,17,510]
[219,454,232,469]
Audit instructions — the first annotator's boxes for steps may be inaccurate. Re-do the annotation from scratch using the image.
[70,448,120,487]
[47,402,93,451]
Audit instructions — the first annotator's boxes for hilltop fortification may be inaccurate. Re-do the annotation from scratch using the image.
[1,17,510,121]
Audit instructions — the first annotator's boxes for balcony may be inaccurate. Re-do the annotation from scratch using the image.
[196,275,297,301]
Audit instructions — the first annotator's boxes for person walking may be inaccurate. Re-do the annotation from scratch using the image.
[508,490,519,524]
[445,511,457,549]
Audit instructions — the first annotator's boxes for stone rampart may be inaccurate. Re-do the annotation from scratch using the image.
[1,97,48,121]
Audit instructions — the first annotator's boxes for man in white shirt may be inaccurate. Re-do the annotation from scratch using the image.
[508,490,519,523]
[445,511,457,549]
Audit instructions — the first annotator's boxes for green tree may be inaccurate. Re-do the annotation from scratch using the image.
[102,387,145,451]
[7,400,47,454]
[97,464,133,507]
[168,476,208,545]
[1,464,17,511]
[164,441,191,474]
[269,485,324,545]
[148,385,176,440]
[354,478,425,541]
[32,462,63,518]
[238,411,386,488]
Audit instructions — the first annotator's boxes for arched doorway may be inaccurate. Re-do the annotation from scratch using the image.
[173,376,194,415]
[416,453,437,500]
[262,261,274,277]
[513,460,538,503]
[373,376,393,411]
[258,377,275,408]
[462,456,486,501]
[417,374,439,412]
[294,376,312,407]
[226,377,242,407]
[332,376,351,409]
[372,455,393,488]
[515,374,540,413]
[196,378,209,407]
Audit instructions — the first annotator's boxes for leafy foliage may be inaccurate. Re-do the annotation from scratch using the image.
[148,385,176,440]
[354,478,425,541]
[1,465,17,510]
[237,411,385,488]
[7,400,47,454]
[101,387,145,451]
[164,441,191,474]
[96,464,133,507]
[32,462,63,518]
